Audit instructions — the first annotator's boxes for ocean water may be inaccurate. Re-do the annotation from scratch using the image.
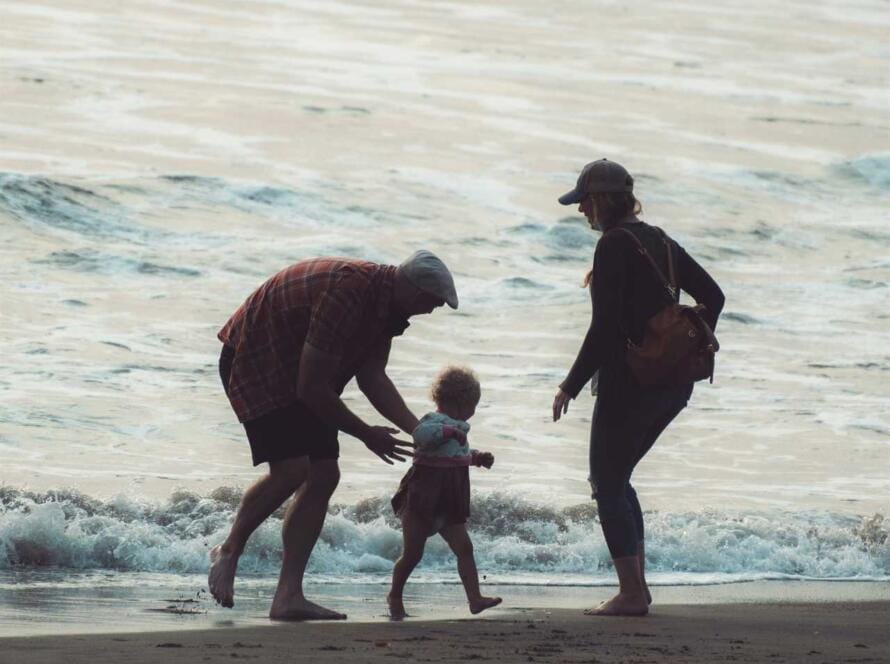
[1,0,889,633]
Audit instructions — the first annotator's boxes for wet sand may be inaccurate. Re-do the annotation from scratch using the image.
[2,602,888,664]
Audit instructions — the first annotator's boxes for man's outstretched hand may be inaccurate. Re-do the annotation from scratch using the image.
[362,426,414,464]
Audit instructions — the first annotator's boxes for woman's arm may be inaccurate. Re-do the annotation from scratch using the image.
[676,244,725,330]
[559,233,628,398]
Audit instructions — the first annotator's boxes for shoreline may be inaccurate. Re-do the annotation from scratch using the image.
[2,602,888,663]
[2,578,888,639]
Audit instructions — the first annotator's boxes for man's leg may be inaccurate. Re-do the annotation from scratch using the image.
[269,458,345,620]
[209,457,309,608]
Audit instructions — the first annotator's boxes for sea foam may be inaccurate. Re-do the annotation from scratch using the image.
[1,488,887,585]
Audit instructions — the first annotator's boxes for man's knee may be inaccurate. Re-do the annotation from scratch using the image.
[269,457,310,490]
[305,460,340,499]
[453,539,473,559]
[399,547,425,567]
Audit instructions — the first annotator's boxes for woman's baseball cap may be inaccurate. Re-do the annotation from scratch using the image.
[558,158,634,205]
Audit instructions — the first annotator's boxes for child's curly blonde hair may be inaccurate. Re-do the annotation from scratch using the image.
[430,366,481,412]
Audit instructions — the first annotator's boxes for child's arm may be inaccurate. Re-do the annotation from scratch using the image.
[470,450,494,469]
[413,421,467,453]
[441,424,467,444]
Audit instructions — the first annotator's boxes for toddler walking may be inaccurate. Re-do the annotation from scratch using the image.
[388,366,501,619]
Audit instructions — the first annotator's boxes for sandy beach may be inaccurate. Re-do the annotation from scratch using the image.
[2,602,888,664]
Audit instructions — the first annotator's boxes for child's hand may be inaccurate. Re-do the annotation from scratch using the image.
[442,425,467,444]
[476,452,494,469]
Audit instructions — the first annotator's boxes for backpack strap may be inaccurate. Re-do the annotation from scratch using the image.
[659,228,677,296]
[608,226,677,302]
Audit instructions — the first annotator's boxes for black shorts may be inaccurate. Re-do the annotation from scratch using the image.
[219,345,339,466]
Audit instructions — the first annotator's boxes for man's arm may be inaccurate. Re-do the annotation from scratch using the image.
[355,339,419,434]
[297,342,412,464]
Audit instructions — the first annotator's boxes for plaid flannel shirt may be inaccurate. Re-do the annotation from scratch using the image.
[218,258,402,422]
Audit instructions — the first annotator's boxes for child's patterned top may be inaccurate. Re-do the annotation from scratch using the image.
[412,412,484,467]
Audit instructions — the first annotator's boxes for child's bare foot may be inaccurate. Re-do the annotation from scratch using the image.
[469,596,502,615]
[583,592,648,617]
[387,593,407,620]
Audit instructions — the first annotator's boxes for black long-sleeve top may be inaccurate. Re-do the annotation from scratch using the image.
[560,221,725,405]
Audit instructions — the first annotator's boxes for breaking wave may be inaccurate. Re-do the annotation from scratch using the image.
[1,487,887,585]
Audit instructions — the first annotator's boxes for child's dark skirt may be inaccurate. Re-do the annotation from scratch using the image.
[391,464,471,535]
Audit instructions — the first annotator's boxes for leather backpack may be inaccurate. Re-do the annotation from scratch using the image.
[611,226,720,388]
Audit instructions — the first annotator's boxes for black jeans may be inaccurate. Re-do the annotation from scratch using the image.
[589,384,692,559]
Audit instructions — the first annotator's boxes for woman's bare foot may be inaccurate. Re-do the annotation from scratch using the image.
[387,593,407,620]
[469,596,502,615]
[208,544,239,608]
[583,592,648,617]
[269,597,347,621]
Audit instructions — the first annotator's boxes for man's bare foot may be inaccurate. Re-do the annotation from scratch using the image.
[583,592,648,617]
[208,544,239,608]
[469,596,502,615]
[269,597,347,621]
[387,593,407,620]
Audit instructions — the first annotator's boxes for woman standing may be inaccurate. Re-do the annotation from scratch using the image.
[552,159,724,616]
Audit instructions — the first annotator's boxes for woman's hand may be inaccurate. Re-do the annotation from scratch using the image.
[552,388,572,422]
